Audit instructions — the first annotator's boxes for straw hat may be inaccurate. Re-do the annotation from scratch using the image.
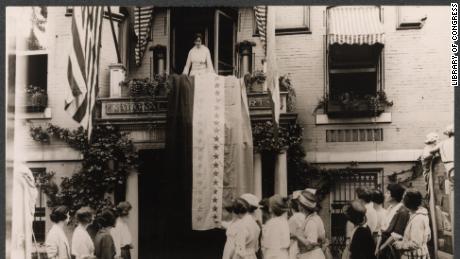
[240,193,260,208]
[424,132,439,144]
[297,191,317,210]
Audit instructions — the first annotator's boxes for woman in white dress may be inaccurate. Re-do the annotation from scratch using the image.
[111,201,133,259]
[182,33,215,76]
[45,206,71,259]
[294,190,326,259]
[261,194,290,259]
[71,207,95,259]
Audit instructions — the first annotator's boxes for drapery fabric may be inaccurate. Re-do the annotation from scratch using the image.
[11,163,37,259]
[192,73,226,230]
[223,77,254,208]
[165,73,254,257]
[133,6,154,66]
[327,6,385,45]
[192,74,254,230]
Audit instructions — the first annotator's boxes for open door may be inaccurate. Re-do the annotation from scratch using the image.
[214,10,236,75]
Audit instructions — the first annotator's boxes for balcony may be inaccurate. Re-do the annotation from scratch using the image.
[96,82,297,148]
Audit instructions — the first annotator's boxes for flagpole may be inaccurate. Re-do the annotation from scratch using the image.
[106,6,121,63]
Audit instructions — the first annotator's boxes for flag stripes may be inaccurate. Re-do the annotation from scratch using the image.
[65,6,104,137]
[134,6,154,66]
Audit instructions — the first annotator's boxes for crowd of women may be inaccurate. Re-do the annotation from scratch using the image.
[222,183,431,259]
[43,183,431,259]
[44,201,133,259]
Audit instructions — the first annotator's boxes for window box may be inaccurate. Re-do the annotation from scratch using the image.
[25,92,48,113]
[326,99,385,118]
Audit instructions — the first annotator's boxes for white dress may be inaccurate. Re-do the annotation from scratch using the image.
[234,214,260,259]
[288,212,304,259]
[262,215,290,259]
[110,217,132,257]
[182,46,215,76]
[222,218,240,259]
[45,224,71,259]
[297,213,326,259]
[71,225,94,259]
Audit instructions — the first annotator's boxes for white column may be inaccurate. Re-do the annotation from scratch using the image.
[125,171,139,259]
[109,63,126,97]
[253,152,262,199]
[274,149,288,196]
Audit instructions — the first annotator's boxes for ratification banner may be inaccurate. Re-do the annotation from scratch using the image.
[192,73,226,230]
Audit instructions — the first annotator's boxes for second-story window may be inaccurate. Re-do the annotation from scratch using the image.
[16,7,49,113]
[325,6,385,118]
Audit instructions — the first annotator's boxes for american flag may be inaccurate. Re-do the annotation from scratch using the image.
[65,6,104,138]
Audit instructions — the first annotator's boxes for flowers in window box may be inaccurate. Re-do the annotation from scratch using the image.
[245,70,266,93]
[121,74,169,97]
[25,85,47,112]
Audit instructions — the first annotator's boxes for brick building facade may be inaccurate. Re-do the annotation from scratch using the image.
[7,6,453,259]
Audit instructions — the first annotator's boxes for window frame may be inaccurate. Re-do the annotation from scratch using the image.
[253,6,311,37]
[30,167,47,244]
[396,6,427,30]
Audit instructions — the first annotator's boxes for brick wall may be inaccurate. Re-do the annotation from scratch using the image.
[238,6,453,168]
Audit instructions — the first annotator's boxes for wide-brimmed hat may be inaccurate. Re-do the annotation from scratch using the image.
[297,191,317,210]
[292,190,303,200]
[424,132,439,144]
[240,193,260,208]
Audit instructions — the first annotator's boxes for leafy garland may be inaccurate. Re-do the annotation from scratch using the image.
[252,121,303,153]
[29,123,138,214]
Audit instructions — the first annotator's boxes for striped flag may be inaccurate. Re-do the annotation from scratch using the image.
[133,6,154,66]
[254,6,267,52]
[65,6,104,138]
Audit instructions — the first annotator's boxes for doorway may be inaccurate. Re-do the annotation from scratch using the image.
[138,149,167,259]
[329,169,383,258]
[170,7,237,75]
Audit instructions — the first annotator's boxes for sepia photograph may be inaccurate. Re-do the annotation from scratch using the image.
[4,4,455,259]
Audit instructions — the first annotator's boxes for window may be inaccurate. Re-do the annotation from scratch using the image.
[253,6,310,36]
[15,7,49,113]
[397,6,427,30]
[325,6,385,118]
[275,6,310,35]
[30,168,46,244]
[118,7,135,73]
[326,44,384,118]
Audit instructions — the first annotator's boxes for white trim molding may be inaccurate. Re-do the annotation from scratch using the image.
[315,112,392,125]
[306,148,422,163]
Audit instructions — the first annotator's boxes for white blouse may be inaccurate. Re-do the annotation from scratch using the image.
[262,215,290,259]
[182,46,215,76]
[71,225,94,259]
[111,217,132,257]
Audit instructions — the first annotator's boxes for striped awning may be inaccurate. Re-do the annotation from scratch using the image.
[327,6,384,45]
[134,6,154,66]
[254,6,267,53]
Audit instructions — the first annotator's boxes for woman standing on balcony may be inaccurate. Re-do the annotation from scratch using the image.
[182,33,215,76]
